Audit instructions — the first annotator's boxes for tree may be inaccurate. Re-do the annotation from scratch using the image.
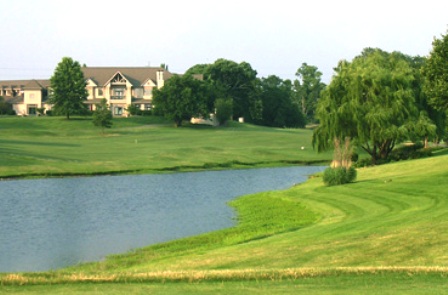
[185,64,210,76]
[257,75,306,128]
[407,55,445,146]
[50,57,88,119]
[422,30,448,112]
[152,75,209,127]
[92,99,113,133]
[214,98,233,126]
[0,96,15,115]
[293,63,326,122]
[206,59,260,122]
[313,48,425,164]
[160,63,169,71]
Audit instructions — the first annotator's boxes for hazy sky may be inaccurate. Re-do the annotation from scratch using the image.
[1,0,447,83]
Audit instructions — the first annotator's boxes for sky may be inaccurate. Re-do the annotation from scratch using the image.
[0,0,447,83]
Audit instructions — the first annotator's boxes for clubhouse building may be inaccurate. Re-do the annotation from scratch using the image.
[0,67,174,116]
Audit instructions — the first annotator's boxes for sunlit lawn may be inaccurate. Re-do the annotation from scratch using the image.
[0,116,332,178]
[1,151,447,294]
[1,115,446,293]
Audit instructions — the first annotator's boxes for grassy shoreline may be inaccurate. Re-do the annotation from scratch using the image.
[1,154,447,294]
[0,159,328,181]
[0,116,332,180]
[1,116,447,293]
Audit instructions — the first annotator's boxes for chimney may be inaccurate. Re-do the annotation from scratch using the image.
[156,70,164,88]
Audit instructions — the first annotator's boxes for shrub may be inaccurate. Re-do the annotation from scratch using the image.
[353,158,373,168]
[126,104,140,116]
[323,166,357,186]
[388,143,432,161]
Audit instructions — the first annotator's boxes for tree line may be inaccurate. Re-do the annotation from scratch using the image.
[24,28,448,161]
[153,59,325,128]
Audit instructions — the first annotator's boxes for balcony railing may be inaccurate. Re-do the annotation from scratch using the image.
[110,96,125,100]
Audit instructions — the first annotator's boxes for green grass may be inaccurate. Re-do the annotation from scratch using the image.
[1,116,447,293]
[1,153,447,293]
[0,116,331,178]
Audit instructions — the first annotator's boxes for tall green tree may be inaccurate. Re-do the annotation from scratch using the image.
[422,30,448,112]
[407,55,445,145]
[257,75,305,128]
[50,57,88,119]
[206,59,260,122]
[152,75,209,127]
[313,48,425,164]
[92,99,113,134]
[293,63,326,122]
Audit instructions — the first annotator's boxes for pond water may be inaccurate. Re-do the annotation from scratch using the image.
[0,166,324,272]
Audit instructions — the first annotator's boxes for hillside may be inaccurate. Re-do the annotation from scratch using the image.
[2,153,447,294]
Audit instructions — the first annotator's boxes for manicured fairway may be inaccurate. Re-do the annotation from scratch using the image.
[0,116,331,178]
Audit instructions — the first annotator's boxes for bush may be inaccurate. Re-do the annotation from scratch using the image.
[126,104,140,116]
[323,166,357,186]
[388,143,432,161]
[353,158,373,168]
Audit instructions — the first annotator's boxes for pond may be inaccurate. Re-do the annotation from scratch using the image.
[0,166,325,272]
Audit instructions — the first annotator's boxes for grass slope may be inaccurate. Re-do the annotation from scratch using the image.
[1,154,447,294]
[0,116,331,178]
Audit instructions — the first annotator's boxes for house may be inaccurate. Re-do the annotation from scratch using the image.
[0,67,174,116]
[0,79,50,115]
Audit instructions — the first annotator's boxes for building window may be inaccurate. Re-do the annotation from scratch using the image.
[133,87,143,98]
[112,88,125,99]
[28,104,37,115]
[114,106,123,115]
[145,103,152,110]
[97,88,103,96]
[144,87,152,96]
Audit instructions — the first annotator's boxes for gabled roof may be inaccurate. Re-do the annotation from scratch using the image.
[86,78,98,86]
[24,79,46,90]
[0,79,50,89]
[81,67,173,86]
[104,71,133,86]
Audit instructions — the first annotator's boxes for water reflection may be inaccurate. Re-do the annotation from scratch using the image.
[0,166,324,272]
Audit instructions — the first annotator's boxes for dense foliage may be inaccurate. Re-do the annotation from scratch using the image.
[293,63,326,123]
[152,75,209,127]
[323,166,357,186]
[92,99,113,133]
[214,98,233,126]
[49,57,88,119]
[205,59,261,122]
[0,96,15,115]
[256,75,306,128]
[185,60,312,128]
[422,30,448,112]
[313,48,436,164]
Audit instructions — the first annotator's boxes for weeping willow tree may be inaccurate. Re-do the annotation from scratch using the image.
[313,48,429,164]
